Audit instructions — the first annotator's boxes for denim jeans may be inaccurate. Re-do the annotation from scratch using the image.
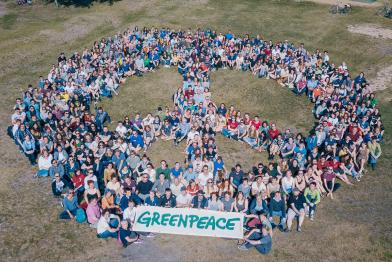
[327,181,340,192]
[244,232,271,254]
[59,209,77,219]
[308,203,317,216]
[36,169,49,177]
[269,211,286,228]
[98,230,118,239]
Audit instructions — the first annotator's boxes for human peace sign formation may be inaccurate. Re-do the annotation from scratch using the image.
[9,27,383,247]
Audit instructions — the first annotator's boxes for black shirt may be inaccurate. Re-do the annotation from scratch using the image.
[136,180,153,194]
[119,227,137,246]
[288,193,306,210]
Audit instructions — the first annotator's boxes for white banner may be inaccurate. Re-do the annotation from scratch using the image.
[133,206,244,239]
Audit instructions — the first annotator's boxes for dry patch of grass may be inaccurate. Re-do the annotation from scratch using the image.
[39,15,119,44]
[348,23,392,39]
[211,70,314,133]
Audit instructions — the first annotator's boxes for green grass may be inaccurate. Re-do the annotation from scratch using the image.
[0,0,391,261]
[0,13,18,30]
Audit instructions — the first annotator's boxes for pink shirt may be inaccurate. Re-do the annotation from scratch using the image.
[86,203,101,224]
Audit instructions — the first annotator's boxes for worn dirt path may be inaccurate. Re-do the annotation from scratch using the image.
[302,0,382,7]
[0,1,8,17]
[348,24,392,40]
[370,65,392,92]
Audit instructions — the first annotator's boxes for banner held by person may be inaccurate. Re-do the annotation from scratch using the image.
[133,206,244,239]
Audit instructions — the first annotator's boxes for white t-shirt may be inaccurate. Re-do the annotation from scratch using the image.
[97,217,109,234]
[198,172,213,187]
[170,182,184,197]
[251,181,267,194]
[38,155,53,170]
[84,175,98,189]
[116,125,128,137]
[123,207,136,224]
[282,176,295,193]
[187,130,200,142]
[176,193,192,206]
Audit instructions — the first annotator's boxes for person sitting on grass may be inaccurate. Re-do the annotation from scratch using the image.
[304,182,321,221]
[59,189,79,220]
[238,225,272,254]
[285,188,306,232]
[191,190,208,209]
[97,209,120,239]
[119,220,142,247]
[322,167,340,199]
[245,211,273,236]
[368,139,382,170]
[268,191,286,231]
[160,188,177,208]
[36,150,52,177]
[51,173,66,197]
[86,197,101,228]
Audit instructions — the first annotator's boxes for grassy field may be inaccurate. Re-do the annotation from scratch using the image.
[0,0,391,261]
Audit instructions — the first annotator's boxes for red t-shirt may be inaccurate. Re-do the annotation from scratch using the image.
[227,120,239,129]
[184,89,194,100]
[72,174,86,189]
[327,160,341,170]
[317,160,328,171]
[268,128,280,139]
[251,120,262,130]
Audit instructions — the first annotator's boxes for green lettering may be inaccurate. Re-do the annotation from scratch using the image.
[189,215,199,228]
[169,214,179,227]
[205,216,216,230]
[161,213,170,226]
[151,212,161,226]
[178,214,188,227]
[136,211,151,227]
[226,218,241,230]
[216,218,227,229]
[196,216,208,229]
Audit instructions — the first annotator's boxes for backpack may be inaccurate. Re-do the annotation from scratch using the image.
[75,208,86,223]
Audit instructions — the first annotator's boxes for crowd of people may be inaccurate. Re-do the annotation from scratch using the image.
[8,27,383,254]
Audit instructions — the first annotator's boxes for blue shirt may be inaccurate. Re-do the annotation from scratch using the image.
[213,159,224,175]
[63,196,78,212]
[171,167,183,178]
[129,134,144,148]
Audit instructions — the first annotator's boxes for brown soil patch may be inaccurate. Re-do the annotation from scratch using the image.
[0,1,7,17]
[348,24,392,40]
[301,0,381,7]
[370,64,392,92]
[38,15,114,44]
